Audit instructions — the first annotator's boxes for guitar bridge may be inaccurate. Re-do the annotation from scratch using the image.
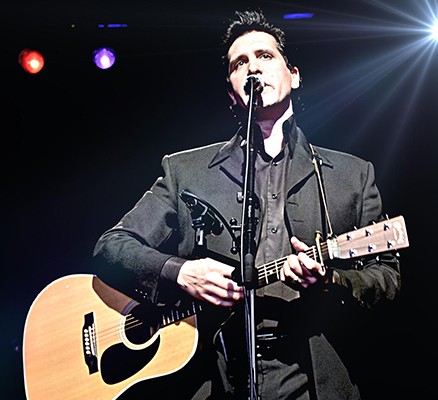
[82,312,98,374]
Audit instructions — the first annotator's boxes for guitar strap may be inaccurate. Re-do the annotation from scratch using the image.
[309,143,334,241]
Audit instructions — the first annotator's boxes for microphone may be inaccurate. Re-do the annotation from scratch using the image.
[244,74,264,95]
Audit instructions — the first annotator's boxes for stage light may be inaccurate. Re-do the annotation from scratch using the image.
[18,49,45,74]
[93,47,116,70]
[97,23,128,29]
[430,19,438,41]
[283,13,314,20]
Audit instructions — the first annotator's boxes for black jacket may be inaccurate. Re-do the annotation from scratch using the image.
[93,118,401,399]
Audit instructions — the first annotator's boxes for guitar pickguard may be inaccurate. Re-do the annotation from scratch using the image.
[101,337,161,384]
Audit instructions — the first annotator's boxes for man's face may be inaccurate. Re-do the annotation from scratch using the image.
[227,31,297,113]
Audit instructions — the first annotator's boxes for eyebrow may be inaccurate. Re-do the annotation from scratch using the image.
[229,46,277,70]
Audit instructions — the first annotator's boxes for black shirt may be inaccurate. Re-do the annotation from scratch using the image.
[253,116,301,332]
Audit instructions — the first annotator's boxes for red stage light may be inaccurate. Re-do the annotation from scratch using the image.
[19,49,45,74]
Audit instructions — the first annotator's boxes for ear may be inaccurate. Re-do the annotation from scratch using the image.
[290,66,301,89]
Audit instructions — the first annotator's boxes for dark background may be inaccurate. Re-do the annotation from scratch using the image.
[3,0,437,398]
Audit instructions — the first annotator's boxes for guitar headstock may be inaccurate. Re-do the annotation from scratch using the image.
[330,215,409,260]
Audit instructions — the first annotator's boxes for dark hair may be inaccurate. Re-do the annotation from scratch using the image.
[221,9,290,74]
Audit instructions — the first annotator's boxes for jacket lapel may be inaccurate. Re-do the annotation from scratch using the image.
[207,124,329,195]
[208,126,246,187]
[287,129,314,194]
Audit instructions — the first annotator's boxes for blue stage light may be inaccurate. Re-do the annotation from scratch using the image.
[283,13,314,20]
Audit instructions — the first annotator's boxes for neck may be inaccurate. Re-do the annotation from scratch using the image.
[255,102,293,158]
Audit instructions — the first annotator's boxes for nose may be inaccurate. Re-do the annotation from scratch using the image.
[247,56,261,75]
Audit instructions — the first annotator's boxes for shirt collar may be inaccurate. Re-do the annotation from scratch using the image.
[252,113,299,159]
[209,114,300,168]
[282,114,299,156]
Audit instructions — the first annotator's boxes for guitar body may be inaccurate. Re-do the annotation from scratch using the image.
[23,274,198,399]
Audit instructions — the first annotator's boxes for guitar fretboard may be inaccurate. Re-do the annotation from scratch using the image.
[256,242,333,287]
[160,301,203,327]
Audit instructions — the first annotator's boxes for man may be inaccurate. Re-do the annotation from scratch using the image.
[93,9,401,399]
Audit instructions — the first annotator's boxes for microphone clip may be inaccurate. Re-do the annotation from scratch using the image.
[180,191,224,250]
[180,190,243,262]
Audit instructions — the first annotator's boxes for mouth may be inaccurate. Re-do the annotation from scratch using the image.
[260,82,271,92]
[244,83,270,96]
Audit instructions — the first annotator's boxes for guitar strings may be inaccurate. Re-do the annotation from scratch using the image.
[96,228,386,345]
[92,303,202,347]
[94,241,331,345]
[90,315,145,346]
[257,243,330,284]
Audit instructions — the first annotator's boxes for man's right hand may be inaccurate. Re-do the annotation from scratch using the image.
[177,258,244,307]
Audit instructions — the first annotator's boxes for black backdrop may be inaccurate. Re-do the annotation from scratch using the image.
[3,1,437,398]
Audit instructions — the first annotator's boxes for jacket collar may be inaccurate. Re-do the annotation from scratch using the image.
[208,116,332,192]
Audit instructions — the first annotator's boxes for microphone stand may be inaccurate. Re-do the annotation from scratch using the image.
[240,78,260,400]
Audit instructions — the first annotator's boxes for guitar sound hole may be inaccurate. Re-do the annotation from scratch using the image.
[124,302,161,345]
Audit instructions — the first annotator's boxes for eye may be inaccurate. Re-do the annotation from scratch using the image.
[234,59,246,70]
[259,52,273,60]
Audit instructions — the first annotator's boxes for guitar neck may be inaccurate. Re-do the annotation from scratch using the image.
[256,215,409,288]
[155,216,409,327]
[157,301,203,329]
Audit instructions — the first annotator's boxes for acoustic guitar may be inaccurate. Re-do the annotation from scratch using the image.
[23,215,409,399]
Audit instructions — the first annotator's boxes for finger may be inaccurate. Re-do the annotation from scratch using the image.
[203,281,243,306]
[206,258,237,278]
[290,236,309,252]
[297,253,326,277]
[281,257,303,283]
